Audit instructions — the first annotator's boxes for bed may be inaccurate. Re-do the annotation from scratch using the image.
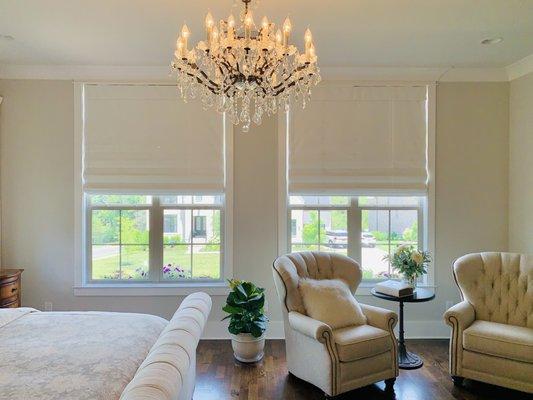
[0,292,211,400]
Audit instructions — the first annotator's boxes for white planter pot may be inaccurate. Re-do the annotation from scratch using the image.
[230,333,265,363]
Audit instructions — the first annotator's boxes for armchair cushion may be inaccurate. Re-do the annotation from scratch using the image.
[333,325,392,362]
[298,278,367,329]
[463,320,533,363]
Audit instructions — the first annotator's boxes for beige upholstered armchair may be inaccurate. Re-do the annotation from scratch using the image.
[444,252,532,393]
[273,252,398,397]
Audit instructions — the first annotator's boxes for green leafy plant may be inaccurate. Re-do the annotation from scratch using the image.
[383,245,431,285]
[222,279,268,338]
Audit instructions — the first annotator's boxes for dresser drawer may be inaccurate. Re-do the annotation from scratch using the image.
[2,299,19,308]
[1,280,20,300]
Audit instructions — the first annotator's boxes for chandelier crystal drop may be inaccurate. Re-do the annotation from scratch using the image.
[170,0,320,132]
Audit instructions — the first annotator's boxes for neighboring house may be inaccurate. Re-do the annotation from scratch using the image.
[162,196,218,247]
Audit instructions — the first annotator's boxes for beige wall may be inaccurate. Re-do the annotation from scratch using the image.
[0,79,510,338]
[509,72,533,253]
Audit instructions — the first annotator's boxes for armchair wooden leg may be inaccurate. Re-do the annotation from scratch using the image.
[385,378,396,391]
[452,376,464,386]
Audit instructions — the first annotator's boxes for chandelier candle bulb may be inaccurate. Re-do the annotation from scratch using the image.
[175,36,184,59]
[244,10,254,41]
[170,0,320,131]
[309,43,316,61]
[181,24,190,50]
[282,17,292,46]
[304,28,313,47]
[261,16,269,38]
[227,14,236,41]
[211,26,219,47]
[275,29,282,45]
[205,12,214,42]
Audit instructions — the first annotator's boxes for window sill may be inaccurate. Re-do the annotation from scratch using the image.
[73,282,230,297]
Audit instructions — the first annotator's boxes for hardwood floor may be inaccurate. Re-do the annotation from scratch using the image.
[195,339,532,400]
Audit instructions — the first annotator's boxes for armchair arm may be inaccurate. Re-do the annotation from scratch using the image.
[288,311,332,342]
[360,304,398,332]
[444,301,475,330]
[443,300,475,376]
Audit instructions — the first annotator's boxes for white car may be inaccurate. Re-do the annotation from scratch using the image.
[325,230,348,248]
[361,232,377,248]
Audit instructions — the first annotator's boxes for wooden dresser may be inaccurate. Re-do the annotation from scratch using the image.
[0,269,24,308]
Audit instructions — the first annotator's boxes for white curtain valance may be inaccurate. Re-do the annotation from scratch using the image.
[289,85,428,194]
[83,84,224,192]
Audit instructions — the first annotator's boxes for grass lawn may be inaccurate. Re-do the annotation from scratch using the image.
[92,246,220,280]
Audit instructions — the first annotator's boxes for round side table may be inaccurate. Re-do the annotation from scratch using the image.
[371,287,435,370]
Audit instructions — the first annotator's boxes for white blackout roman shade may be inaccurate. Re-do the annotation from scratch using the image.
[289,85,428,193]
[83,84,224,192]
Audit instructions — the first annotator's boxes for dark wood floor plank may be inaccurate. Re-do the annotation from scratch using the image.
[195,339,532,400]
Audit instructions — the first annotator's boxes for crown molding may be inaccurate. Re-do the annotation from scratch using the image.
[320,66,508,82]
[0,65,174,82]
[506,54,533,81]
[0,64,513,82]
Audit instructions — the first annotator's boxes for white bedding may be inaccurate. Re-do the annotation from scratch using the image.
[0,309,167,400]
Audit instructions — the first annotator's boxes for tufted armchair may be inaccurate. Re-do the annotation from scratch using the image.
[444,252,533,393]
[273,252,398,397]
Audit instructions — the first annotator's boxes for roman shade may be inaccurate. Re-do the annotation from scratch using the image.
[83,84,224,192]
[289,85,428,193]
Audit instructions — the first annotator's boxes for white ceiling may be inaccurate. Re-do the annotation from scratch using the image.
[0,0,532,69]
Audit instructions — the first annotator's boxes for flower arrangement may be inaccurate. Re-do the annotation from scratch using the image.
[222,279,268,338]
[162,264,188,279]
[384,245,431,287]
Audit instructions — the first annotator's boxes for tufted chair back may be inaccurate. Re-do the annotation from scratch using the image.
[453,252,533,328]
[273,251,362,315]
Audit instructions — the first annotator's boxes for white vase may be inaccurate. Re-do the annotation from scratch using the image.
[230,333,265,363]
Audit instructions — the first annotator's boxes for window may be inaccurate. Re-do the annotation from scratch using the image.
[87,194,224,283]
[291,219,297,238]
[288,196,426,281]
[164,214,178,234]
[193,216,207,238]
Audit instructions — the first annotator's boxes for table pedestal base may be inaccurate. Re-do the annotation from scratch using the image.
[398,343,423,369]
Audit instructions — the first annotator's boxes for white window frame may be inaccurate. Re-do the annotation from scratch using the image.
[287,196,427,283]
[277,83,436,294]
[85,195,225,284]
[73,82,233,296]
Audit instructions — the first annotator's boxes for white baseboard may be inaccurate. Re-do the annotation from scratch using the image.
[202,320,449,340]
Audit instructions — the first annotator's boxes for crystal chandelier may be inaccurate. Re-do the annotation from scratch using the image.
[170,0,320,132]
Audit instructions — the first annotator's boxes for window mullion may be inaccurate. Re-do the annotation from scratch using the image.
[348,197,361,265]
[86,196,93,284]
[388,210,392,276]
[149,197,163,282]
[190,209,194,279]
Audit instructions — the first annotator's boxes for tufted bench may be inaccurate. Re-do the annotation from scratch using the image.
[444,252,532,393]
[120,292,212,400]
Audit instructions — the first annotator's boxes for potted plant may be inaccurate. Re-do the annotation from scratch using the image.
[222,279,268,363]
[384,245,431,289]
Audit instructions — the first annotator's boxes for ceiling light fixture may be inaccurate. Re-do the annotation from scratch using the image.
[170,0,320,131]
[481,37,503,45]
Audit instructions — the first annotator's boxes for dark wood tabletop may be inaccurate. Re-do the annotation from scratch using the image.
[370,287,435,303]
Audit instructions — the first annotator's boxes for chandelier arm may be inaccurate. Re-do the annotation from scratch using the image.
[182,70,219,95]
[271,64,309,91]
[178,64,221,95]
[190,64,222,92]
[272,71,314,97]
[270,68,307,94]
